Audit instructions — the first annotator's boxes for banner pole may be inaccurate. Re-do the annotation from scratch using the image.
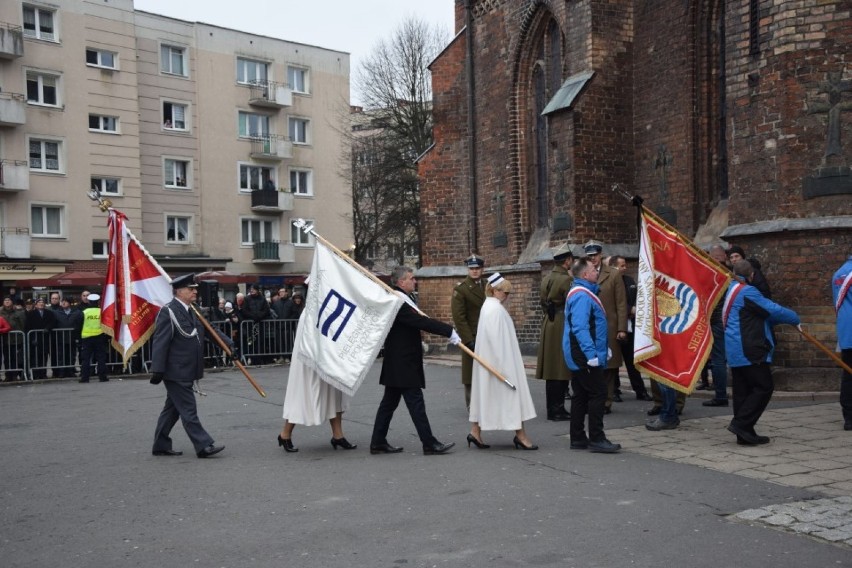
[799,328,852,375]
[292,220,516,390]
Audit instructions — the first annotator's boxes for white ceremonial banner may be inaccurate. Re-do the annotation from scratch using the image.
[633,213,659,362]
[296,242,403,396]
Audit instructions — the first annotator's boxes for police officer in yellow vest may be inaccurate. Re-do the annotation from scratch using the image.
[79,294,108,383]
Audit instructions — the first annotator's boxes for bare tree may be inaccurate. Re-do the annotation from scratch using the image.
[349,17,449,269]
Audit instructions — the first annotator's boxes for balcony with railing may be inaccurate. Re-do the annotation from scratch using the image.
[0,227,30,259]
[249,134,292,161]
[0,92,26,126]
[0,160,29,191]
[247,80,292,108]
[252,240,295,264]
[250,189,294,213]
[0,23,24,59]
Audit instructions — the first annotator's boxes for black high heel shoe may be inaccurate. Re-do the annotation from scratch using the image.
[466,433,490,449]
[513,436,538,450]
[331,437,357,450]
[277,435,298,453]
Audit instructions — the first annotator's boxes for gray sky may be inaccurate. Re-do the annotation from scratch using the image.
[133,0,456,104]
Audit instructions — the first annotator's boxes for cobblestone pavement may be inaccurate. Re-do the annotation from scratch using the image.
[606,402,852,548]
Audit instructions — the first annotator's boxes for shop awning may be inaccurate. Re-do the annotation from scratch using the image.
[16,271,106,288]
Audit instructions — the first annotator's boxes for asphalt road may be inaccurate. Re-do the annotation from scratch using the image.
[1,363,848,568]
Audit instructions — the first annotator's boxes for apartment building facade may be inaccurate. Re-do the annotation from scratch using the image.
[0,0,351,291]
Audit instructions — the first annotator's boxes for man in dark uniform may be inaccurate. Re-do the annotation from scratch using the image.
[536,243,574,420]
[25,298,57,379]
[370,266,462,455]
[451,254,486,409]
[150,274,233,458]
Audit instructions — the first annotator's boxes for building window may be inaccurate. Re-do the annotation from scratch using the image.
[163,101,188,130]
[160,44,187,76]
[23,5,56,41]
[241,218,274,245]
[237,57,268,85]
[88,114,119,133]
[86,48,117,69]
[364,244,379,259]
[239,112,270,138]
[91,176,120,196]
[26,71,59,106]
[29,139,62,173]
[166,215,191,244]
[164,158,190,189]
[288,117,309,144]
[289,168,313,196]
[287,66,309,93]
[239,164,276,192]
[92,241,108,258]
[291,218,314,246]
[31,204,64,237]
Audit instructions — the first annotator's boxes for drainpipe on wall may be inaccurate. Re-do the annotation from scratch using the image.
[464,0,478,252]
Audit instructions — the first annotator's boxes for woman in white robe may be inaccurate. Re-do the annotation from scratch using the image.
[277,303,355,452]
[469,273,538,450]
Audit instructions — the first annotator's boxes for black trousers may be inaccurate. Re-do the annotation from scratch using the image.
[731,363,774,432]
[154,380,214,453]
[371,386,437,447]
[569,366,608,443]
[620,333,649,396]
[80,335,108,380]
[840,348,852,422]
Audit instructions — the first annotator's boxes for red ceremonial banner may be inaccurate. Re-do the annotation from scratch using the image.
[633,208,730,393]
[101,209,173,367]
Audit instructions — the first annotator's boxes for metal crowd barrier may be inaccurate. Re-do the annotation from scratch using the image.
[3,319,300,382]
[0,330,26,382]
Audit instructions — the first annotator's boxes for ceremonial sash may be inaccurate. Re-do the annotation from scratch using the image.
[722,282,746,327]
[566,286,606,317]
[836,270,852,313]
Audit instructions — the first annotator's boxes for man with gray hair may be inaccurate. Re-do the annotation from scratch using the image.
[370,266,462,455]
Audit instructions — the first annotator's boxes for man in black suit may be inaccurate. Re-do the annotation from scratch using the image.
[370,266,462,455]
[150,274,233,459]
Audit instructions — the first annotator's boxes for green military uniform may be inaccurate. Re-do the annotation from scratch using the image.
[452,267,485,408]
[536,244,574,420]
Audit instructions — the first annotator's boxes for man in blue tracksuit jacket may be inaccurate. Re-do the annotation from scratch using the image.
[832,255,852,431]
[724,259,800,445]
[563,258,620,454]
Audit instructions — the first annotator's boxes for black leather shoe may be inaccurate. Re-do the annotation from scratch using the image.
[613,393,623,403]
[646,417,680,431]
[196,444,225,458]
[78,379,90,383]
[369,443,403,454]
[589,439,621,453]
[702,398,729,407]
[727,423,761,445]
[278,435,298,452]
[647,406,661,416]
[547,408,571,421]
[737,435,770,445]
[569,440,589,450]
[636,392,654,401]
[513,436,538,450]
[152,449,183,456]
[330,437,357,450]
[423,441,455,455]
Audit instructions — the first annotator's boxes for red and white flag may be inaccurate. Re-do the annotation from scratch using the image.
[633,207,730,393]
[101,209,173,367]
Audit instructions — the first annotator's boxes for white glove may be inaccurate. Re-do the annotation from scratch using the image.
[449,330,462,345]
[607,348,613,361]
[796,324,803,333]
[587,357,600,367]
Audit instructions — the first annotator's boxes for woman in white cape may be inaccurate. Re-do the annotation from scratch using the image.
[277,285,355,452]
[469,273,538,450]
